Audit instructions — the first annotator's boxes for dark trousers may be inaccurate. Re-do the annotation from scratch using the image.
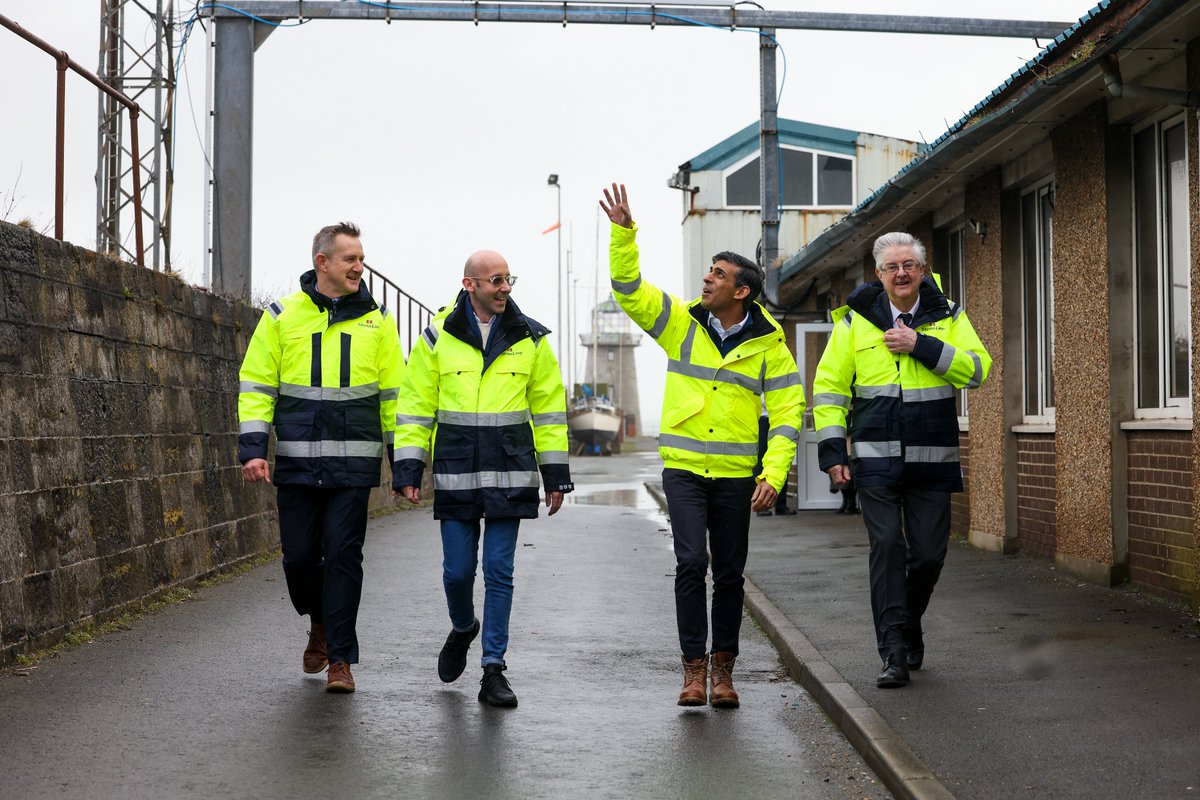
[662,468,756,660]
[276,485,371,665]
[858,486,951,660]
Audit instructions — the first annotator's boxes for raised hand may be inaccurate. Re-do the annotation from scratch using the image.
[599,182,633,228]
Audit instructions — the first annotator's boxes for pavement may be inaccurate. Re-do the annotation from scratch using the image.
[730,500,1200,800]
[0,450,890,800]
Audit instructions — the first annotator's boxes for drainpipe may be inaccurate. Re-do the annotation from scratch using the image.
[1099,54,1200,108]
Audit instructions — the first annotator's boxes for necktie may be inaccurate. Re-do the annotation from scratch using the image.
[898,313,913,328]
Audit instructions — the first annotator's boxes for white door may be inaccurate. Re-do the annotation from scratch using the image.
[795,322,839,510]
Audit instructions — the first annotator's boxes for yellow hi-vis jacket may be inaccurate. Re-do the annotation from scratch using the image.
[609,223,803,490]
[813,275,990,492]
[392,290,573,520]
[237,270,404,487]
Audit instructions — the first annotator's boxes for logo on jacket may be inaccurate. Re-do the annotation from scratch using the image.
[358,319,377,328]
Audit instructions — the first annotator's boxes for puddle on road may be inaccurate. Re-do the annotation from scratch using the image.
[569,488,653,510]
[566,482,664,514]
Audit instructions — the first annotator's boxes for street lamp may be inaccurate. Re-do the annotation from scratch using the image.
[547,173,562,373]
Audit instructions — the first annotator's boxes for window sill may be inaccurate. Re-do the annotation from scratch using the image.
[1012,423,1056,434]
[1120,419,1192,431]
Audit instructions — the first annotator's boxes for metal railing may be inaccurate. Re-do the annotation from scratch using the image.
[1,13,146,267]
[363,264,434,356]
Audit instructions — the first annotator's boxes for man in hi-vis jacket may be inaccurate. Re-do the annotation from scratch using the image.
[601,183,803,709]
[238,221,404,694]
[393,249,573,708]
[814,231,990,689]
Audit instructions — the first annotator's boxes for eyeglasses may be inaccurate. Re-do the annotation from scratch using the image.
[880,261,921,275]
[470,275,518,287]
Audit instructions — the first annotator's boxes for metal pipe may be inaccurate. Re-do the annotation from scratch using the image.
[128,107,146,266]
[55,54,66,240]
[1099,53,1200,108]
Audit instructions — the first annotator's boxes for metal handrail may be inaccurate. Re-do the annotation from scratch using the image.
[363,263,434,356]
[0,13,146,267]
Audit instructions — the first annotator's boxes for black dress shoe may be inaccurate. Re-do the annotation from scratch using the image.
[437,618,480,683]
[774,507,797,516]
[876,654,909,688]
[906,649,924,671]
[479,664,518,707]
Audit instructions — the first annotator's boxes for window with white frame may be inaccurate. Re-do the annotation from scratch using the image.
[724,146,855,209]
[1133,115,1191,414]
[1021,180,1055,420]
[937,226,968,417]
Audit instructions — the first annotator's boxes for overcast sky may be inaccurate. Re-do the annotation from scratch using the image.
[3,0,1092,432]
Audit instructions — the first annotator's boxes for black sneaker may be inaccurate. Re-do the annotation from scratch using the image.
[478,664,518,707]
[437,619,480,683]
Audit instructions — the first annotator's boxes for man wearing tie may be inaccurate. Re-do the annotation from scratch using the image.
[813,232,991,689]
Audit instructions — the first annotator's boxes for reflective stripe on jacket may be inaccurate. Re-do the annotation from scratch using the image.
[813,275,991,491]
[392,290,572,520]
[609,223,803,489]
[237,270,404,488]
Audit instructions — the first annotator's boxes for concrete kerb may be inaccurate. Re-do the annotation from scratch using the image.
[642,480,954,800]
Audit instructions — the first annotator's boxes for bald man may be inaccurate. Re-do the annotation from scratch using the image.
[393,250,573,707]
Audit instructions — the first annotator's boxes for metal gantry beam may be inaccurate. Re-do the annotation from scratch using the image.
[202,1,1074,299]
[97,0,175,270]
[207,2,1072,38]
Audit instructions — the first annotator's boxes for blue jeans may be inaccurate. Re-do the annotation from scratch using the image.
[440,517,520,667]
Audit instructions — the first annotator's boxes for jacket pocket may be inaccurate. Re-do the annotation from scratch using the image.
[273,410,316,442]
[662,392,705,429]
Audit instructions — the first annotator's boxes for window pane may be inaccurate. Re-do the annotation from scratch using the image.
[726,159,759,206]
[1133,126,1160,408]
[1041,187,1055,410]
[816,154,853,206]
[782,149,814,206]
[1022,192,1040,416]
[1163,122,1190,400]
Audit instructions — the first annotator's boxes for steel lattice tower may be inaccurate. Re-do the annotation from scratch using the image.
[96,0,174,270]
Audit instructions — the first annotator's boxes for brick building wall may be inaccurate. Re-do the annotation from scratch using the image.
[950,430,970,536]
[1127,431,1195,602]
[1016,433,1056,558]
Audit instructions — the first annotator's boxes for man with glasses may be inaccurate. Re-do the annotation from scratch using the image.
[814,231,991,689]
[393,249,573,707]
[600,183,803,708]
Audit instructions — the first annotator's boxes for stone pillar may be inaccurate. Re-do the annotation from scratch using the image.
[962,168,1014,553]
[1049,101,1123,586]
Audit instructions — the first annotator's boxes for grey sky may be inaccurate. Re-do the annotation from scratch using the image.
[2,0,1091,431]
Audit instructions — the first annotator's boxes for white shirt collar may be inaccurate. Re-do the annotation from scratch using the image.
[708,310,750,340]
[889,298,919,325]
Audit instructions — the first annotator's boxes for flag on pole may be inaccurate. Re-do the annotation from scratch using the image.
[541,221,561,235]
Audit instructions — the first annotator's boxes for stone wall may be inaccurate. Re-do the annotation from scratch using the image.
[0,223,283,664]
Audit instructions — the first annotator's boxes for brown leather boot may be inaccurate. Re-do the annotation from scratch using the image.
[709,651,740,708]
[678,655,708,706]
[303,623,327,674]
[326,661,355,693]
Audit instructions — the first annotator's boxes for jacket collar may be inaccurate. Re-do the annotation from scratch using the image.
[846,275,951,332]
[299,269,378,324]
[442,290,551,369]
[688,299,780,349]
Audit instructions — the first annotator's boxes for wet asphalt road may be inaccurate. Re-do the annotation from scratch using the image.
[0,449,889,800]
